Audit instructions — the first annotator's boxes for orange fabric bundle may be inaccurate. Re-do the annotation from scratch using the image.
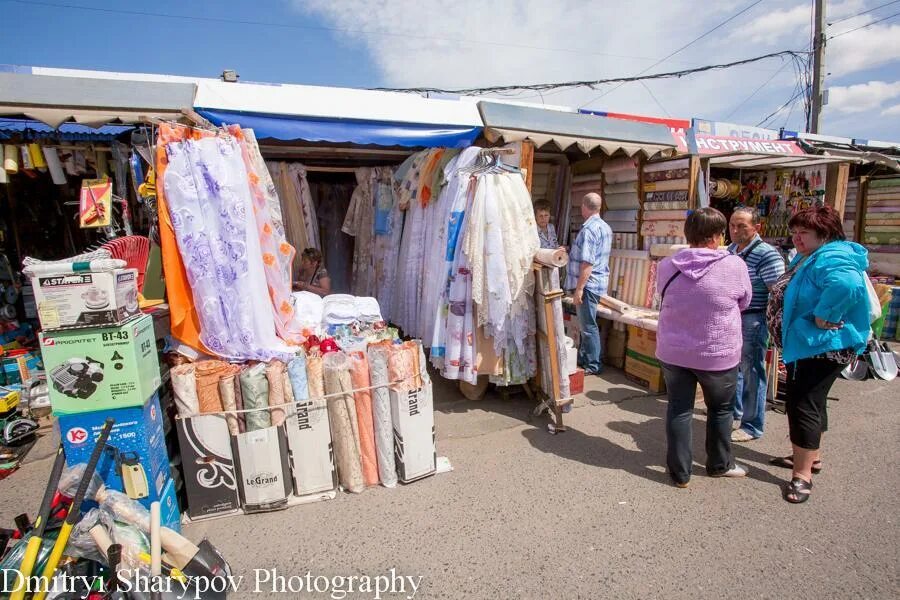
[266,360,287,427]
[194,360,231,414]
[388,341,423,392]
[347,351,379,486]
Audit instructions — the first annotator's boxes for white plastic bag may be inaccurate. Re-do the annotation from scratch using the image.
[864,276,882,324]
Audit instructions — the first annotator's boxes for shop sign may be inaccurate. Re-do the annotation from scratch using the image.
[692,133,806,156]
[693,118,779,140]
[580,109,690,153]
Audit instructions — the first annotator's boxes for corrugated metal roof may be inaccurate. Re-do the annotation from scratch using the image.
[0,117,132,141]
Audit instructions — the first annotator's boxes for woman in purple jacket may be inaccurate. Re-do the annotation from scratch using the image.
[656,207,753,488]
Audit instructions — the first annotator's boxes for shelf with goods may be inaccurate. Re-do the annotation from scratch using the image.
[860,176,900,278]
[845,178,860,241]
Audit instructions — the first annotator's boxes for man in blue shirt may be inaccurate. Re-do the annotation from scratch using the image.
[728,207,786,441]
[567,193,612,375]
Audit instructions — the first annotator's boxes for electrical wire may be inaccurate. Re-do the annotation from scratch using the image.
[723,58,795,120]
[639,81,672,117]
[578,0,763,108]
[827,0,900,25]
[756,86,807,127]
[828,9,900,38]
[373,50,808,95]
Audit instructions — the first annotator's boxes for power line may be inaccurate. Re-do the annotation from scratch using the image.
[578,0,763,109]
[828,9,900,38]
[639,81,672,117]
[0,0,724,66]
[756,87,807,127]
[723,58,795,120]
[827,0,900,25]
[374,50,807,95]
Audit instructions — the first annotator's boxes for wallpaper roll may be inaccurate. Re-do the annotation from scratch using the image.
[611,249,650,260]
[42,147,67,185]
[603,170,639,185]
[868,178,900,189]
[643,158,690,173]
[864,225,900,233]
[171,364,199,417]
[602,157,637,174]
[265,360,287,427]
[604,192,641,210]
[534,247,568,267]
[604,209,639,222]
[641,220,684,237]
[866,199,900,208]
[28,144,47,170]
[607,221,638,233]
[194,360,230,414]
[570,183,602,194]
[605,181,639,194]
[643,178,690,192]
[348,351,379,487]
[646,260,658,308]
[644,168,690,182]
[646,191,689,203]
[3,145,19,173]
[644,200,689,211]
[865,219,900,226]
[240,362,271,432]
[643,209,688,221]
[863,232,900,245]
[323,351,364,494]
[218,373,241,435]
[367,342,398,487]
[864,208,900,215]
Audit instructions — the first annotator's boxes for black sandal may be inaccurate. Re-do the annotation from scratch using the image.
[769,455,822,474]
[784,477,813,503]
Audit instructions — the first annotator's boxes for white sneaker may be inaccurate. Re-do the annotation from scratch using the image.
[731,429,756,442]
[711,464,748,478]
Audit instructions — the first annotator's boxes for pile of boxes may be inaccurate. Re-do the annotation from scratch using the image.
[623,325,665,393]
[33,269,181,530]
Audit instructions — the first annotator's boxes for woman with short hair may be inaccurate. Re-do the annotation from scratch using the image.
[294,248,332,297]
[656,207,753,488]
[766,205,869,503]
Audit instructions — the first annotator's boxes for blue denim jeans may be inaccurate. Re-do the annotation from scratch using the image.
[576,288,602,374]
[734,311,768,438]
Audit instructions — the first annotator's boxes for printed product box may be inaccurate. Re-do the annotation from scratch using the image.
[58,393,171,510]
[175,415,241,519]
[32,268,140,330]
[284,398,337,496]
[39,314,161,414]
[390,383,436,483]
[234,426,292,512]
[157,477,183,532]
[627,325,658,358]
[625,349,667,393]
[604,327,627,369]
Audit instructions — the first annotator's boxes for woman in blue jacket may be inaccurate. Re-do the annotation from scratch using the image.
[766,205,869,503]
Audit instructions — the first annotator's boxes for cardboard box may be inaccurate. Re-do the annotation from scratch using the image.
[627,325,658,358]
[158,477,182,532]
[569,368,585,395]
[234,426,292,512]
[284,397,337,497]
[625,349,667,393]
[40,314,161,415]
[391,384,436,483]
[32,269,140,330]
[603,327,627,369]
[175,415,241,520]
[58,393,171,509]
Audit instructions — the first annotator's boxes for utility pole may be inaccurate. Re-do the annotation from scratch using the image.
[809,0,826,133]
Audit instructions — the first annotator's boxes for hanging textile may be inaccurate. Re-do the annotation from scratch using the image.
[268,161,320,281]
[228,126,302,343]
[366,341,398,487]
[322,351,365,493]
[243,130,285,236]
[372,167,404,322]
[161,129,293,361]
[342,168,377,297]
[314,181,356,294]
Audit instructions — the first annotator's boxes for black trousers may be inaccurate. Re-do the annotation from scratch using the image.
[660,362,738,484]
[785,356,845,450]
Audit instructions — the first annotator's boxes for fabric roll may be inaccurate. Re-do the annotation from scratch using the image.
[607,221,638,233]
[603,170,639,184]
[292,291,324,327]
[218,371,241,435]
[266,361,287,427]
[171,364,199,417]
[42,147,67,184]
[646,191,689,204]
[602,157,637,173]
[366,343,397,487]
[282,370,295,407]
[306,351,325,400]
[389,341,423,392]
[347,351,379,486]
[643,209,688,221]
[605,181,638,194]
[604,192,641,210]
[233,369,246,432]
[643,158,690,173]
[644,200,689,211]
[3,145,19,173]
[323,351,365,494]
[641,220,684,237]
[643,178,690,192]
[534,248,568,268]
[604,209,639,222]
[240,362,271,432]
[194,360,230,414]
[287,354,310,401]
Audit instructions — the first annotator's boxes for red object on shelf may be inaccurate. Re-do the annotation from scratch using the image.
[569,368,585,395]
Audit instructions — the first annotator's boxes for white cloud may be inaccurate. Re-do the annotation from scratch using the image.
[826,80,900,113]
[828,22,900,76]
[882,104,900,117]
[289,0,900,140]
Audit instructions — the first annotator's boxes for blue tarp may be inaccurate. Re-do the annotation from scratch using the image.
[0,117,133,141]
[195,108,482,148]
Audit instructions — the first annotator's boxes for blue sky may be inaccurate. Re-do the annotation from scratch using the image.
[3,0,899,141]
